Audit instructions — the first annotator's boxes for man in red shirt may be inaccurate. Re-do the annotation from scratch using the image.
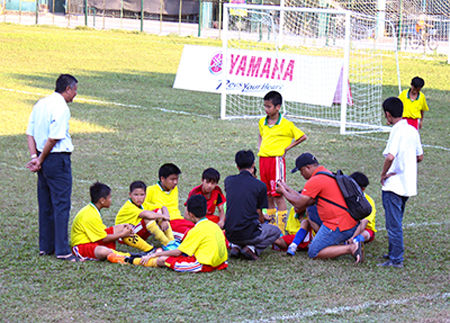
[276,153,363,263]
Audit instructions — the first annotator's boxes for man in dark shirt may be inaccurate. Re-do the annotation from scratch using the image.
[224,150,281,260]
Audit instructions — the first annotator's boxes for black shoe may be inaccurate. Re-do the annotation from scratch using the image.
[377,260,404,268]
[229,247,241,258]
[241,246,259,261]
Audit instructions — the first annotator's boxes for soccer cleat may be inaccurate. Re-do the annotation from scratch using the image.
[107,253,128,264]
[286,243,297,256]
[162,240,180,251]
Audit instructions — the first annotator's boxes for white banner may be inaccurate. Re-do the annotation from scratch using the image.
[173,45,352,107]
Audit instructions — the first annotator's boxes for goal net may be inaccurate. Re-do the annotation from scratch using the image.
[221,4,400,134]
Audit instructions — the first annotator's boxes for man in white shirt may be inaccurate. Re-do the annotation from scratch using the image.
[26,74,80,262]
[378,97,424,268]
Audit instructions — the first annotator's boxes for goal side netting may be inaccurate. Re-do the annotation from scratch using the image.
[221,4,400,134]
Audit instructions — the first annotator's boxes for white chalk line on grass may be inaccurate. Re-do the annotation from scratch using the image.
[242,292,450,323]
[0,162,125,189]
[0,87,215,119]
[4,87,450,151]
[354,134,450,152]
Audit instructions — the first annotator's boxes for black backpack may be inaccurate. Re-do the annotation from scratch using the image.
[315,170,372,221]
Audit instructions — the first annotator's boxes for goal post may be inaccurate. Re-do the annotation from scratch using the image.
[221,4,400,134]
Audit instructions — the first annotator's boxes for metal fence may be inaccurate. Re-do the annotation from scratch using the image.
[1,0,450,60]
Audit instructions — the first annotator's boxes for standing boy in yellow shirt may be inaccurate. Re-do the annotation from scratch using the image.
[398,76,429,130]
[258,91,307,234]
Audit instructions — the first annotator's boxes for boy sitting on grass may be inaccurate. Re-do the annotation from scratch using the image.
[71,182,135,262]
[145,163,194,241]
[184,167,226,229]
[115,181,178,252]
[110,195,228,272]
[346,172,377,244]
[273,206,317,256]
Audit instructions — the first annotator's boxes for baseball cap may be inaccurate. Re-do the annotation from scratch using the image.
[291,153,318,173]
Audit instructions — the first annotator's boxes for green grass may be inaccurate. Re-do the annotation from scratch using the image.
[1,24,450,322]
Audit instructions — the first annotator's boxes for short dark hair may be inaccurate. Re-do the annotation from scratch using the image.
[130,181,146,192]
[187,195,207,218]
[90,181,111,204]
[411,76,425,89]
[263,91,282,107]
[382,97,403,118]
[159,163,181,180]
[202,168,220,183]
[350,172,370,189]
[235,150,255,169]
[55,74,78,93]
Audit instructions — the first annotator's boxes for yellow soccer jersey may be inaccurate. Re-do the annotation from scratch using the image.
[115,199,144,226]
[364,193,377,232]
[178,218,228,267]
[145,183,183,221]
[399,89,429,119]
[258,115,305,157]
[71,203,107,246]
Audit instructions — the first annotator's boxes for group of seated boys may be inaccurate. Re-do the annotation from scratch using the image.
[70,162,376,273]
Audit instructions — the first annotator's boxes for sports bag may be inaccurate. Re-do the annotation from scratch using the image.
[314,170,372,221]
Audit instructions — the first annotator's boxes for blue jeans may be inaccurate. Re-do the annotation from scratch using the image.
[308,224,357,258]
[37,153,72,256]
[382,190,409,264]
[307,205,322,227]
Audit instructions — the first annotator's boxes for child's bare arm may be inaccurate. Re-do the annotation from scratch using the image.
[217,204,225,229]
[102,224,134,242]
[283,134,307,158]
[139,207,170,221]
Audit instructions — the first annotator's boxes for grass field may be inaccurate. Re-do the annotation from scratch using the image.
[1,23,450,322]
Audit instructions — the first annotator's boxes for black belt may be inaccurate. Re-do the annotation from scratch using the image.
[38,151,72,155]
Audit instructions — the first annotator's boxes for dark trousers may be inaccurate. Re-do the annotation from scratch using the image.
[37,153,72,256]
[229,223,281,255]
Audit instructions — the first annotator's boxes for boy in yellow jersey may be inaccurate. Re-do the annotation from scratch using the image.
[115,181,178,252]
[398,77,429,130]
[71,182,135,261]
[258,91,307,234]
[145,163,194,241]
[110,195,228,272]
[346,172,377,244]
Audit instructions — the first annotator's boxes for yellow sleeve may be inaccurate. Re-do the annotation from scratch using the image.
[71,205,107,246]
[364,194,377,232]
[115,200,142,226]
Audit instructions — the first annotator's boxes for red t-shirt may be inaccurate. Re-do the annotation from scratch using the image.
[185,185,226,216]
[301,166,357,231]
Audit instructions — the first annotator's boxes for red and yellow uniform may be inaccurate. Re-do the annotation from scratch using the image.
[184,185,226,223]
[165,218,228,272]
[363,193,377,241]
[71,203,115,260]
[258,115,305,158]
[115,199,152,240]
[145,182,193,240]
[259,115,305,196]
[399,89,429,126]
[145,182,183,220]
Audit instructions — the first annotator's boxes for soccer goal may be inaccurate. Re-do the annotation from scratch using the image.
[221,4,400,134]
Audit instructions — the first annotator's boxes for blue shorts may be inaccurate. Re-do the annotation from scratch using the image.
[308,224,357,258]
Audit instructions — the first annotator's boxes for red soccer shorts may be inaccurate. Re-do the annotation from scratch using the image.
[365,229,375,243]
[72,227,115,260]
[280,233,310,250]
[404,117,419,130]
[170,218,195,241]
[165,255,228,272]
[259,156,286,197]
